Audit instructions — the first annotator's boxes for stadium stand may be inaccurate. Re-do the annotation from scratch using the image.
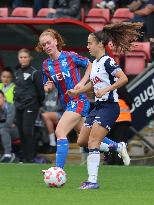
[11,7,33,18]
[84,8,110,31]
[111,8,134,23]
[0,7,8,17]
[91,0,102,8]
[124,42,151,75]
[36,8,50,17]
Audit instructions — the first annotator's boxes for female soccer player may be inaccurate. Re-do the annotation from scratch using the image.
[36,28,130,169]
[67,22,142,189]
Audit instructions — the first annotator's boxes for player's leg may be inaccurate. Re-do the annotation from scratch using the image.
[55,111,82,168]
[100,137,130,166]
[42,112,58,147]
[80,123,108,189]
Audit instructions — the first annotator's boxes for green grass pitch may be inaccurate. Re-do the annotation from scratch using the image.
[0,164,154,205]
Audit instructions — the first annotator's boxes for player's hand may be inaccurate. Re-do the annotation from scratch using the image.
[66,89,79,96]
[44,81,54,92]
[74,82,84,90]
[95,88,108,98]
[48,8,56,14]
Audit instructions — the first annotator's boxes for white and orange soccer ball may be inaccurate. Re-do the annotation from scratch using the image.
[42,167,66,188]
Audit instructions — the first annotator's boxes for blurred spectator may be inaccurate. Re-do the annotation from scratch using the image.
[127,0,154,38]
[34,0,49,15]
[41,87,63,153]
[105,86,132,165]
[97,0,117,11]
[0,90,19,163]
[14,48,45,163]
[0,67,15,104]
[47,0,81,19]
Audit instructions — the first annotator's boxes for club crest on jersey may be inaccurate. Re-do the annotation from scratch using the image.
[61,59,68,67]
[110,59,116,67]
[91,76,103,85]
[23,73,31,80]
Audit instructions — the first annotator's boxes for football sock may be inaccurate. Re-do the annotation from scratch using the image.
[56,138,69,169]
[49,133,56,146]
[87,148,100,183]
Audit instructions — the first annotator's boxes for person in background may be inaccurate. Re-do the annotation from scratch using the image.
[47,0,81,19]
[127,0,154,38]
[41,87,63,153]
[14,48,45,163]
[0,67,15,104]
[34,0,49,15]
[0,90,19,163]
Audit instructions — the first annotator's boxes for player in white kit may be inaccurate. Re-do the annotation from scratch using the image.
[67,22,142,189]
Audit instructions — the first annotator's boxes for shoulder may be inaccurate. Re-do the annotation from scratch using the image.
[43,58,50,66]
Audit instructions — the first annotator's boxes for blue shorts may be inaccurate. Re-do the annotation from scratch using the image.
[84,101,120,131]
[66,99,90,117]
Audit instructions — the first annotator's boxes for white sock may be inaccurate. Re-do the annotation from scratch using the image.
[100,142,109,152]
[49,133,56,146]
[87,150,100,183]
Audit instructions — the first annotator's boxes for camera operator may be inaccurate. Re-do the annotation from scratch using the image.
[0,90,19,163]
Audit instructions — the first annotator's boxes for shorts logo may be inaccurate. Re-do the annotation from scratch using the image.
[106,125,111,131]
[71,102,76,108]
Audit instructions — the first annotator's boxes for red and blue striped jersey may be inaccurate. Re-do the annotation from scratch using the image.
[42,51,89,109]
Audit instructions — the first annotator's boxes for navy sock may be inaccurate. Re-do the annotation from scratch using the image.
[56,138,69,169]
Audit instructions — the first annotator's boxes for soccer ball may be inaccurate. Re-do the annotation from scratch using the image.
[42,167,66,188]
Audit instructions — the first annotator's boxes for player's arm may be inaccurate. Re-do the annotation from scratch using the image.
[95,71,128,98]
[75,62,92,89]
[67,81,93,96]
[44,80,55,92]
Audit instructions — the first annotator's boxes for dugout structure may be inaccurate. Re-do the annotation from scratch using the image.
[0,18,94,70]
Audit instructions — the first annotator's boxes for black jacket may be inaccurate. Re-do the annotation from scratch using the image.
[48,0,81,19]
[14,65,45,110]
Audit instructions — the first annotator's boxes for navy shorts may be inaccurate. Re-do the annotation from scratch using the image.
[84,101,120,131]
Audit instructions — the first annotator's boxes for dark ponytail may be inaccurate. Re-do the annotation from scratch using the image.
[92,22,143,52]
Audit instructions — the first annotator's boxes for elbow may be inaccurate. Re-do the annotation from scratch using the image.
[124,76,128,85]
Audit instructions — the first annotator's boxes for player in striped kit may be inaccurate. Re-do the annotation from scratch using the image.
[67,22,142,189]
[36,28,130,169]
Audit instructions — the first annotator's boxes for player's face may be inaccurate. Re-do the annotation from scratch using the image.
[18,52,31,67]
[87,35,100,57]
[39,34,58,56]
[1,71,12,85]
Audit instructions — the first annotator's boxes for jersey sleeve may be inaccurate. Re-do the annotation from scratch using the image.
[104,57,122,76]
[42,59,53,84]
[69,51,89,69]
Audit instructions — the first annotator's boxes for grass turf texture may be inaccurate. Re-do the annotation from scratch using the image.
[0,164,154,205]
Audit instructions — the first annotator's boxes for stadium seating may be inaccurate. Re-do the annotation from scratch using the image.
[0,8,8,17]
[84,8,110,31]
[124,42,151,75]
[36,8,50,17]
[91,0,102,8]
[111,8,134,23]
[11,7,33,18]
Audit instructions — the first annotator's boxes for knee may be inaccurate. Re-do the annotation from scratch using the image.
[55,127,63,139]
[88,137,100,149]
[77,138,87,147]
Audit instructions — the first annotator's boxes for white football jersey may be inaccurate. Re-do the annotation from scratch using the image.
[90,55,122,102]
